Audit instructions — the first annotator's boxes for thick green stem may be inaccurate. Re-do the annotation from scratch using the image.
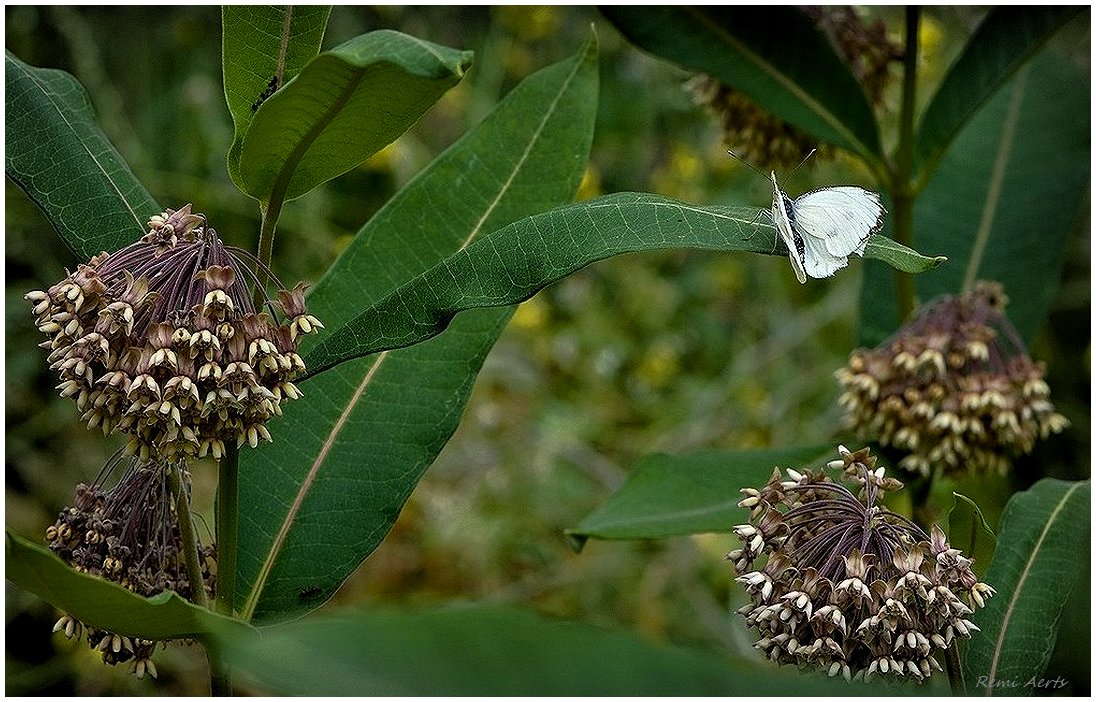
[253,198,285,308]
[945,643,967,695]
[167,462,208,610]
[891,6,921,324]
[209,443,240,695]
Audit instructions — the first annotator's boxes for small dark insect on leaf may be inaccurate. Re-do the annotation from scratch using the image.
[297,584,323,601]
[250,75,281,112]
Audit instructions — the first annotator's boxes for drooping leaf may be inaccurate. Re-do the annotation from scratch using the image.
[963,479,1090,695]
[223,5,331,185]
[5,529,250,642]
[5,52,158,260]
[948,492,998,578]
[567,445,833,550]
[215,603,900,695]
[600,6,881,159]
[234,29,471,204]
[861,43,1089,346]
[916,7,1085,180]
[302,198,943,377]
[235,34,599,623]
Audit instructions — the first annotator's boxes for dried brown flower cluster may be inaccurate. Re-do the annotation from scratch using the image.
[729,446,995,682]
[687,8,900,173]
[46,457,216,678]
[26,205,322,461]
[836,283,1068,476]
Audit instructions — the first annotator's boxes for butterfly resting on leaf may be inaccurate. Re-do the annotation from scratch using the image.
[768,171,886,284]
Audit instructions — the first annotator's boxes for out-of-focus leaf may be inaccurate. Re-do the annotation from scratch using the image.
[861,44,1089,346]
[567,445,832,549]
[948,492,997,578]
[600,6,881,159]
[5,52,157,260]
[5,529,250,641]
[235,34,598,624]
[303,199,942,377]
[916,7,1085,179]
[216,603,902,695]
[223,6,331,185]
[963,479,1090,695]
[235,29,471,203]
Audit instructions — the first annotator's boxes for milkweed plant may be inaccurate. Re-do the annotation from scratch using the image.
[6,6,1088,696]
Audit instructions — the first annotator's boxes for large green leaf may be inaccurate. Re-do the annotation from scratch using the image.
[915,7,1085,181]
[948,492,998,579]
[860,43,1089,346]
[5,529,250,642]
[5,52,157,260]
[235,34,599,623]
[600,7,881,159]
[303,200,942,377]
[963,479,1090,695]
[215,603,899,695]
[223,5,331,186]
[235,29,471,204]
[567,445,833,549]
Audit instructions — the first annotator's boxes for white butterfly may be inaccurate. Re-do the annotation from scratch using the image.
[769,170,886,284]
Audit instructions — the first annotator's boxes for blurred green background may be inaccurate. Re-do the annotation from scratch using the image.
[6,6,1088,695]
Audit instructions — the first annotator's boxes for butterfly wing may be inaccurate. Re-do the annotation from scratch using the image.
[792,187,886,258]
[799,232,849,279]
[770,172,806,284]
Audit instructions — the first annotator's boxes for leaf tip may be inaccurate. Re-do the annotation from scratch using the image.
[564,530,588,554]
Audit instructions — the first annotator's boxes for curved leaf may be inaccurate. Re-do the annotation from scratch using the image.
[916,7,1084,180]
[236,29,472,203]
[235,34,599,623]
[948,492,997,579]
[5,529,250,641]
[5,52,157,260]
[600,6,881,159]
[215,603,898,695]
[963,479,1089,695]
[223,5,331,185]
[860,43,1089,346]
[567,445,833,550]
[303,196,942,377]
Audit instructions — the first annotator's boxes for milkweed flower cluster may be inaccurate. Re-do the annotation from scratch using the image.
[46,457,216,678]
[835,282,1067,476]
[25,205,323,461]
[729,446,994,682]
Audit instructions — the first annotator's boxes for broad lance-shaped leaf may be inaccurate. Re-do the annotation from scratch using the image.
[948,492,997,579]
[915,7,1084,180]
[303,196,942,377]
[860,42,1089,347]
[567,445,833,550]
[600,6,881,160]
[5,52,157,260]
[235,33,598,623]
[5,529,251,642]
[223,5,331,186]
[963,479,1090,694]
[235,29,472,203]
[213,604,901,695]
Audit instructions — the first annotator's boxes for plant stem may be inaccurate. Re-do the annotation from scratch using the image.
[209,443,240,695]
[945,644,966,695]
[891,5,921,324]
[167,462,208,610]
[254,198,284,307]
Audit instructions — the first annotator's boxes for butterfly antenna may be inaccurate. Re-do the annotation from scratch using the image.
[789,148,817,176]
[726,149,769,182]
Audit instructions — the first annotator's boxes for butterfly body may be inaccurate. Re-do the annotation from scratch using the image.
[769,170,886,284]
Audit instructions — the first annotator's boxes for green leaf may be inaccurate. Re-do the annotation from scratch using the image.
[948,492,997,578]
[860,42,1089,346]
[916,7,1084,179]
[303,198,942,377]
[600,7,881,159]
[5,529,250,642]
[215,603,895,695]
[235,33,599,624]
[234,29,472,203]
[567,445,833,549]
[223,5,331,186]
[5,52,158,260]
[963,479,1090,694]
